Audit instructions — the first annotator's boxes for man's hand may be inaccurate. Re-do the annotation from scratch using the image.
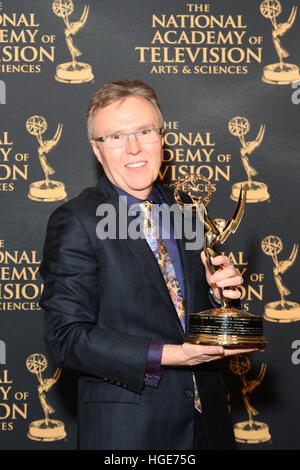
[201,251,243,302]
[161,252,257,367]
[161,343,258,367]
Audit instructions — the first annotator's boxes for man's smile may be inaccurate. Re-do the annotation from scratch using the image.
[125,161,147,169]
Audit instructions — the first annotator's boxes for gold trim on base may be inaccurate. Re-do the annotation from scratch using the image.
[55,62,94,84]
[186,333,268,348]
[234,421,271,444]
[28,180,67,202]
[187,308,268,348]
[27,420,66,442]
[264,301,300,323]
[262,63,300,85]
[231,182,270,203]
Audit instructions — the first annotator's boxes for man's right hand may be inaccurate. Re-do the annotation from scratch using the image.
[161,343,258,367]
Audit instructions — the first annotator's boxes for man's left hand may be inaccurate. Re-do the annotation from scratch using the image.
[201,251,243,302]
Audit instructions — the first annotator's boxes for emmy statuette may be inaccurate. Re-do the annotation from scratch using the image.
[229,355,271,444]
[52,0,94,84]
[261,236,300,322]
[26,353,67,442]
[228,116,270,203]
[173,174,268,348]
[26,115,67,202]
[260,0,299,84]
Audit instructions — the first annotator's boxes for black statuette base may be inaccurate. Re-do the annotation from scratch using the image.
[187,308,269,348]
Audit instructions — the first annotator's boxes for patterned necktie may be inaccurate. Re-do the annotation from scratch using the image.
[139,201,202,413]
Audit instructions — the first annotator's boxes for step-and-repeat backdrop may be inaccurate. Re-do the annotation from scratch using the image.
[0,0,299,450]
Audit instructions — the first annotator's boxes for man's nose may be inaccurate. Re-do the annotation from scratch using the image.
[125,133,141,154]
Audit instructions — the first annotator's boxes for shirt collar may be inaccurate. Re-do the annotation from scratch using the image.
[110,182,160,206]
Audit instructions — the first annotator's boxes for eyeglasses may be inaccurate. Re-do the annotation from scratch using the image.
[93,127,163,149]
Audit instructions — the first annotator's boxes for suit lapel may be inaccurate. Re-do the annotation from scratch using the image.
[120,213,177,316]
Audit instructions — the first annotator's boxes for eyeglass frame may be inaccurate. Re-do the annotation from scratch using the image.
[93,127,164,145]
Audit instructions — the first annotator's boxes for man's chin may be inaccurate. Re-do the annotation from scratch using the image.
[125,181,155,198]
[126,178,155,192]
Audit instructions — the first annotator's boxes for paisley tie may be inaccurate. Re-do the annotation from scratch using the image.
[139,201,202,413]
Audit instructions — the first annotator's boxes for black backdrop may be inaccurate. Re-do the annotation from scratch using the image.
[0,0,299,450]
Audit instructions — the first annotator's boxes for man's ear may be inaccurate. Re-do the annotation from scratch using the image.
[90,140,103,164]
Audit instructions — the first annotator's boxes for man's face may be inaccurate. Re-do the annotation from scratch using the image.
[90,95,163,199]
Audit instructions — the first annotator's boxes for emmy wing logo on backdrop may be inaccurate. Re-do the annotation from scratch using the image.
[261,236,300,322]
[26,115,67,202]
[229,355,271,444]
[52,0,94,83]
[228,116,270,203]
[260,0,299,84]
[26,354,66,442]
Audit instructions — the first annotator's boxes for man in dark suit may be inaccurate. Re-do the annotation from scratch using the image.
[39,80,255,450]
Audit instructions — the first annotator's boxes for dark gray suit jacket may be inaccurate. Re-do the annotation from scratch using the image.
[39,174,235,450]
